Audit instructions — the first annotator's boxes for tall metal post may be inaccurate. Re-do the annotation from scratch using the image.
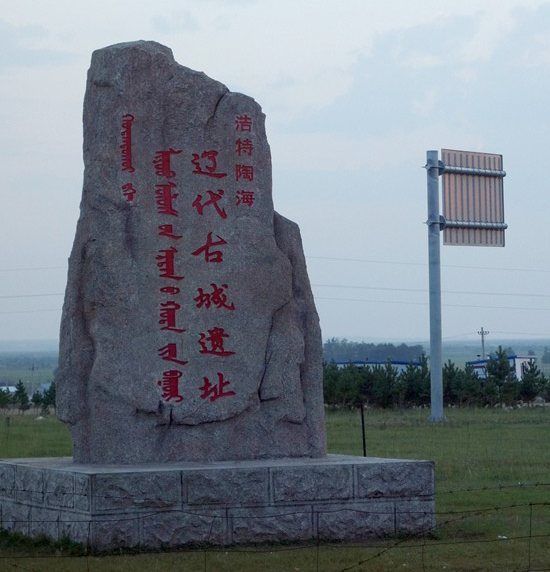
[478,327,489,359]
[426,150,446,422]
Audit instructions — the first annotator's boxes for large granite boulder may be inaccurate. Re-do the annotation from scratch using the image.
[56,41,327,464]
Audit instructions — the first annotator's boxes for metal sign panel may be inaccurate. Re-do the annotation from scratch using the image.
[441,149,506,246]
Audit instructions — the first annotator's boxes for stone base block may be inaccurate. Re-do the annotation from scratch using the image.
[0,455,435,550]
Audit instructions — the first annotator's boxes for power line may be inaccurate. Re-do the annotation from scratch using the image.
[308,255,550,274]
[3,283,550,302]
[0,266,66,272]
[0,294,63,299]
[313,283,550,300]
[0,309,61,315]
[314,296,550,312]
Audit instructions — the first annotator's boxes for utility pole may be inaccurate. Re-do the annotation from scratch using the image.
[478,327,489,359]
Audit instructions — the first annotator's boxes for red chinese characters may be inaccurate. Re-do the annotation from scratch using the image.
[236,190,255,207]
[235,138,253,157]
[234,114,256,210]
[198,327,235,356]
[192,151,227,178]
[235,164,254,182]
[192,190,227,219]
[191,232,227,263]
[235,114,252,132]
[199,372,235,402]
[194,283,235,311]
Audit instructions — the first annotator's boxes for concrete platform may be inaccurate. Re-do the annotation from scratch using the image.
[0,455,435,550]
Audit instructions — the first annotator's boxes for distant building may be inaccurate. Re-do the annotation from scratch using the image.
[0,385,17,394]
[336,359,421,373]
[466,355,535,381]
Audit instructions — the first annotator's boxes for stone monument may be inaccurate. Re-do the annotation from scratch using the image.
[55,40,326,465]
[0,42,435,550]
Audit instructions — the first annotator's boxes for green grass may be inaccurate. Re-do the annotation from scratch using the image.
[1,407,550,571]
[0,412,72,458]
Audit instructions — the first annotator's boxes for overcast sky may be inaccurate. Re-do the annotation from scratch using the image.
[2,0,550,346]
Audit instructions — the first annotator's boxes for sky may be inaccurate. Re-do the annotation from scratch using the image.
[2,0,550,347]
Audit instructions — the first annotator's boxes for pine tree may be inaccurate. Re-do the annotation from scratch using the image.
[13,380,30,413]
[0,388,10,409]
[519,360,545,405]
[41,381,56,414]
[486,346,517,406]
[31,391,42,409]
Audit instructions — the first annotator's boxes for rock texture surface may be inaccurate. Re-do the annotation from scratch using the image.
[56,41,326,464]
[0,456,436,550]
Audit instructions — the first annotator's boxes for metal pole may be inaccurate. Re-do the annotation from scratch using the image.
[426,150,446,422]
[360,401,367,457]
[478,327,489,359]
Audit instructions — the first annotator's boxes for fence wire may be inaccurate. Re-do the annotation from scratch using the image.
[0,483,549,572]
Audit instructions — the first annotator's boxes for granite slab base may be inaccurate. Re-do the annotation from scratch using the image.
[0,455,435,551]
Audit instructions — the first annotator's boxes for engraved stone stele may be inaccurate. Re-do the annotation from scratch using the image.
[56,40,327,464]
[0,42,436,550]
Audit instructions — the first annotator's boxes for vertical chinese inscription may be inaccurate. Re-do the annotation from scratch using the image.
[118,112,252,406]
[235,114,256,208]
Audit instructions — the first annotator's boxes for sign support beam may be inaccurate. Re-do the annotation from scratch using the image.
[426,150,446,422]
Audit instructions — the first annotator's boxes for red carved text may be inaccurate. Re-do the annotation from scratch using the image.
[235,114,252,132]
[120,114,135,173]
[194,283,235,311]
[191,151,227,179]
[236,190,255,207]
[159,301,186,333]
[156,247,184,280]
[158,343,188,366]
[153,148,183,178]
[235,164,254,182]
[198,327,235,356]
[158,370,184,402]
[191,232,227,263]
[192,190,227,219]
[199,372,235,402]
[155,183,179,216]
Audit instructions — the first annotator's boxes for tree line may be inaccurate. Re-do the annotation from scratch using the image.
[0,381,56,415]
[323,338,424,363]
[324,346,549,408]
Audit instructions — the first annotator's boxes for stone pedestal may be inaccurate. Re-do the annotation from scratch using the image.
[0,455,434,550]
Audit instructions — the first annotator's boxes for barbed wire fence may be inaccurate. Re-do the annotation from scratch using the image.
[0,482,549,572]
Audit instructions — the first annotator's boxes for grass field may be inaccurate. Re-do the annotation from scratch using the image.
[0,407,549,571]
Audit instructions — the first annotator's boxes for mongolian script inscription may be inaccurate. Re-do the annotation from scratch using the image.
[118,113,258,406]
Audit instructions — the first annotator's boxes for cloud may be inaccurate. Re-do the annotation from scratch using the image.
[0,19,75,71]
[151,11,199,33]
